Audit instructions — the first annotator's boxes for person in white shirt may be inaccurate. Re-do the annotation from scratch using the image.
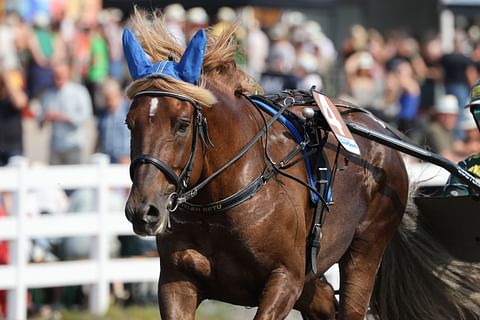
[40,59,92,165]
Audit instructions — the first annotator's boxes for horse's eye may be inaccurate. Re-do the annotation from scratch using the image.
[177,121,190,133]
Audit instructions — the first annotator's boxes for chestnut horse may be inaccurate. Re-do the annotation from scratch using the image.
[123,12,409,320]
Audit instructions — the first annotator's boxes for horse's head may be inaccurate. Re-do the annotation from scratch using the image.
[125,91,208,236]
[122,12,259,236]
[123,27,212,236]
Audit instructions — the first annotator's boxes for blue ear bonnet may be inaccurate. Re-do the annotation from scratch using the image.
[122,28,207,85]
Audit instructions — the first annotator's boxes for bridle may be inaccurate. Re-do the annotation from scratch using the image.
[129,90,212,211]
[129,89,328,214]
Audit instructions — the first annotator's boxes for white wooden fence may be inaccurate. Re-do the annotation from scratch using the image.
[0,155,450,320]
[0,154,159,320]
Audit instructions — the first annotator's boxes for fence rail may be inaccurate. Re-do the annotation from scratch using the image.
[0,155,449,320]
[0,155,159,320]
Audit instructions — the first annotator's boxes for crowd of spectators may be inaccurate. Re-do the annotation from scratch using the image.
[0,2,480,317]
[0,4,479,167]
[339,24,480,161]
[0,7,144,316]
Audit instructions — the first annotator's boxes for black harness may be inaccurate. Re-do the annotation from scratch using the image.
[129,89,337,275]
[129,90,291,211]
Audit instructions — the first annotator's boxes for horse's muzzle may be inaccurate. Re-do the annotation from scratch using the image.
[125,202,170,236]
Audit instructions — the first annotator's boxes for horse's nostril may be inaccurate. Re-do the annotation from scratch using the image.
[147,205,160,218]
[140,205,161,224]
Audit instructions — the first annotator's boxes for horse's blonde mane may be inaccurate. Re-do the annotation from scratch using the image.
[126,9,261,107]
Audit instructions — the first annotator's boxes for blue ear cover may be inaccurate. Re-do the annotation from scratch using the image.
[122,28,153,80]
[177,29,207,84]
[122,28,206,84]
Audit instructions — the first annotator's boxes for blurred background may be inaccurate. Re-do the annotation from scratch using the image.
[0,0,479,319]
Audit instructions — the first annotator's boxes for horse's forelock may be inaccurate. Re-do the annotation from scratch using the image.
[126,77,217,108]
[128,8,261,100]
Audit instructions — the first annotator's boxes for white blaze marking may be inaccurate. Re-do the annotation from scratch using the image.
[149,97,159,117]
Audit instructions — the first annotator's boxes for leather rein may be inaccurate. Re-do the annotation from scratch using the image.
[129,90,310,214]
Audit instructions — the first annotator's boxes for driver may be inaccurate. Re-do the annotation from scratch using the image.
[445,80,480,196]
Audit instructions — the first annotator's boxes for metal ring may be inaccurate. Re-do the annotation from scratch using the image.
[166,192,179,212]
[283,96,295,107]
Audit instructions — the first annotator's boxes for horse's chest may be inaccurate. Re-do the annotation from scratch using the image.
[162,214,286,302]
[164,239,265,302]
[170,245,259,278]
[168,246,205,274]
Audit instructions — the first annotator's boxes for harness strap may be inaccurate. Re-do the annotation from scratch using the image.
[250,95,320,203]
[308,174,328,275]
[177,93,330,213]
[128,90,300,215]
[180,167,275,213]
[176,95,292,204]
[308,142,342,275]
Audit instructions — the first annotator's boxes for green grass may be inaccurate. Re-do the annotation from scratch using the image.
[60,305,159,320]
[49,302,252,320]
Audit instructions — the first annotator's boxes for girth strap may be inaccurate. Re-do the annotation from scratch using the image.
[308,182,328,275]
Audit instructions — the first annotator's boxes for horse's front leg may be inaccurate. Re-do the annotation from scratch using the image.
[158,273,199,320]
[254,267,304,320]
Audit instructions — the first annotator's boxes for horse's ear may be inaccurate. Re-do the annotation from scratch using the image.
[177,29,207,84]
[122,28,153,80]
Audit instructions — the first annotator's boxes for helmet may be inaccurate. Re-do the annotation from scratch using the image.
[466,80,480,107]
[466,80,480,131]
